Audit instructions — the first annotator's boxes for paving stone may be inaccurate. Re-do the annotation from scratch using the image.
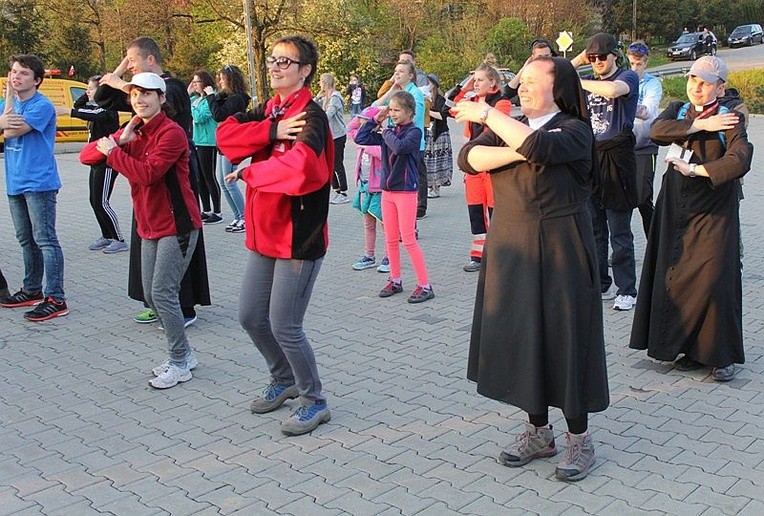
[1,118,764,516]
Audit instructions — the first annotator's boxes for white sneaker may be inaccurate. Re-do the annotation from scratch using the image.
[601,285,617,300]
[152,351,198,377]
[613,295,636,311]
[329,192,349,204]
[149,363,192,389]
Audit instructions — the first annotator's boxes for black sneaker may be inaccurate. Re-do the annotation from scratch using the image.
[200,212,211,222]
[204,213,224,225]
[673,355,703,371]
[23,297,69,321]
[1,289,44,308]
[379,280,403,298]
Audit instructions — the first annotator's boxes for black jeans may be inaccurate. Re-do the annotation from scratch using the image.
[196,145,220,213]
[332,135,348,192]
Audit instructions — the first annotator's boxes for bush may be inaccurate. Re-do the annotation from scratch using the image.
[659,69,764,113]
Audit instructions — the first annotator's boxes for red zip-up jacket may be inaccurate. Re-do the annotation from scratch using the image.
[216,87,333,260]
[80,112,202,239]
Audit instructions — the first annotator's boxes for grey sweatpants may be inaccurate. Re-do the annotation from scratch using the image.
[239,251,324,402]
[141,230,199,366]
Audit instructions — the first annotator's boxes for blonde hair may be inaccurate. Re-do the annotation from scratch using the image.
[320,73,336,89]
[474,63,501,86]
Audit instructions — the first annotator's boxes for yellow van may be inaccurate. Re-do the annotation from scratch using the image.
[0,77,130,144]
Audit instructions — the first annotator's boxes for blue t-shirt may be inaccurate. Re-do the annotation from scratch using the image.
[1,91,59,195]
[584,69,639,142]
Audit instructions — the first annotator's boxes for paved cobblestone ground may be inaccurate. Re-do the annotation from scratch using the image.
[1,116,762,515]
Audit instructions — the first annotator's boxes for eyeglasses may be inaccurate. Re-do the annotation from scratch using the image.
[266,56,301,69]
[628,43,649,55]
[587,53,611,63]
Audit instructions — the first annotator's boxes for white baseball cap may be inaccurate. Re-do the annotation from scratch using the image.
[122,72,166,93]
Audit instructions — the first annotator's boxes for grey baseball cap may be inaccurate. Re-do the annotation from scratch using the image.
[686,56,728,83]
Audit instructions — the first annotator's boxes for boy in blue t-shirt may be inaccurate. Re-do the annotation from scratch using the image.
[0,54,68,321]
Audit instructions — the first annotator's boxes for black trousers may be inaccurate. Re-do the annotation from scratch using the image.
[89,163,123,241]
[196,145,220,213]
[331,135,348,192]
[635,153,656,237]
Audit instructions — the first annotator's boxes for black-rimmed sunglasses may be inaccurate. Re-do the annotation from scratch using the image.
[587,53,611,63]
[266,56,301,69]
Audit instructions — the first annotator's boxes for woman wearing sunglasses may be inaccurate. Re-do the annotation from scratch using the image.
[216,35,333,436]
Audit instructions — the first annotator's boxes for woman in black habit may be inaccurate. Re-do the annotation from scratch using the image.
[453,57,609,482]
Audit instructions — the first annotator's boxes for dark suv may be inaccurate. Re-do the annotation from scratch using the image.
[727,24,764,48]
[667,32,717,61]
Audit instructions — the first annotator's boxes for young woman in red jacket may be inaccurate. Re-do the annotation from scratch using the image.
[80,73,202,390]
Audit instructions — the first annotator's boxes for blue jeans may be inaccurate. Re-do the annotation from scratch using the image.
[216,152,245,221]
[239,252,325,402]
[589,201,637,297]
[8,191,65,300]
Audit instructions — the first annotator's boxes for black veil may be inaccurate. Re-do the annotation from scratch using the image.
[549,57,591,125]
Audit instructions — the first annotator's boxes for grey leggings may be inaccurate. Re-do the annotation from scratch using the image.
[142,230,199,366]
[239,252,324,402]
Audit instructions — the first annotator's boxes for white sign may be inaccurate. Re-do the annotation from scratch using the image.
[557,31,574,53]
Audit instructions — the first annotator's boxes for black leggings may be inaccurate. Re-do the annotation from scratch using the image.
[89,163,123,241]
[529,412,588,435]
[196,145,220,213]
[331,135,348,192]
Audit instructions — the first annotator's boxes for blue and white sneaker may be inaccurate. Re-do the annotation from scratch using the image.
[250,381,299,414]
[376,257,390,274]
[280,400,331,435]
[352,255,376,270]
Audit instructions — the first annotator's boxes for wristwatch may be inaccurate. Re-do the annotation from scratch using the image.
[479,105,492,125]
[688,164,697,177]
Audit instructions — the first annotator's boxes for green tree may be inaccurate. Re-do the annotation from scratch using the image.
[0,0,48,64]
[484,17,532,71]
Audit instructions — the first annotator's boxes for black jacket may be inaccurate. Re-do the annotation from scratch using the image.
[70,93,119,142]
[594,129,637,210]
[206,92,250,123]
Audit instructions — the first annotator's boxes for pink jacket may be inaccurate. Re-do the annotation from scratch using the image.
[348,119,383,193]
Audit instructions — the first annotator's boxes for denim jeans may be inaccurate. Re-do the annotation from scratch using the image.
[239,252,325,402]
[8,190,66,300]
[589,201,637,297]
[216,152,245,220]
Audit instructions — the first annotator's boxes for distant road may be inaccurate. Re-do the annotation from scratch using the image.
[650,41,764,74]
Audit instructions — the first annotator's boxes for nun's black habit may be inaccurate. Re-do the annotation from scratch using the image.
[460,58,609,418]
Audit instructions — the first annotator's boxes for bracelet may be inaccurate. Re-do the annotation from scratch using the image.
[479,105,492,125]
